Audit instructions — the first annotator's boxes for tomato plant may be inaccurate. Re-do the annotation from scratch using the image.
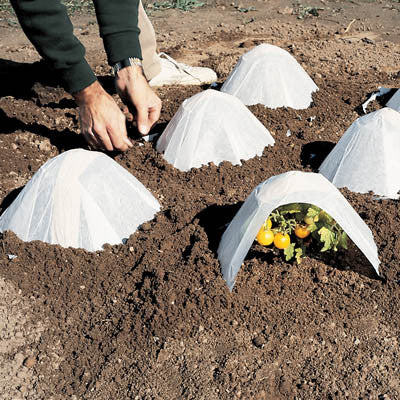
[254,203,348,263]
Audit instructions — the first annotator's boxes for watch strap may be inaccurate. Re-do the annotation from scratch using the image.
[113,57,143,76]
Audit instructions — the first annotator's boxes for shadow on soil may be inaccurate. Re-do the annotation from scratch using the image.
[0,59,59,99]
[0,58,90,151]
[300,140,335,170]
[317,243,382,281]
[195,202,243,254]
[0,186,24,216]
[248,238,380,281]
[0,107,88,152]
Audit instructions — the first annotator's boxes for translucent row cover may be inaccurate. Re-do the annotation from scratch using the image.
[218,171,381,290]
[156,89,275,171]
[319,108,400,199]
[0,150,160,251]
[220,44,319,109]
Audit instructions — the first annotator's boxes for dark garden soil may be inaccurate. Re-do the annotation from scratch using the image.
[1,1,400,399]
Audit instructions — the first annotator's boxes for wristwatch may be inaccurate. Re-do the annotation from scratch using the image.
[112,57,143,76]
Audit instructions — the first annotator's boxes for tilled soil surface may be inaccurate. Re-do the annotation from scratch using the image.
[1,1,400,399]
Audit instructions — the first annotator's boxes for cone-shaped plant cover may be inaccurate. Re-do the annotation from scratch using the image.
[0,149,161,251]
[220,44,318,109]
[218,171,380,290]
[156,89,275,171]
[387,89,400,112]
[319,108,400,199]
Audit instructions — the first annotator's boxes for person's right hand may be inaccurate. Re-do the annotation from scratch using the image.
[73,80,133,152]
[115,64,162,136]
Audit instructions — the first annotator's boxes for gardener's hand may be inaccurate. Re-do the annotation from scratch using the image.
[74,80,133,151]
[114,64,162,136]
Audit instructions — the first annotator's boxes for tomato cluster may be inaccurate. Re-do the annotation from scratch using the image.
[256,218,294,250]
[255,217,311,250]
[254,203,348,263]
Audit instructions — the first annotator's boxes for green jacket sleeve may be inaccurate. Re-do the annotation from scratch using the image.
[93,0,142,66]
[11,0,97,94]
[10,0,142,94]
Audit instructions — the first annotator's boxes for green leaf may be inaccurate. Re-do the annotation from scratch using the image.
[306,207,320,219]
[295,248,303,264]
[307,222,318,233]
[284,243,295,261]
[318,210,333,225]
[338,231,348,250]
[318,226,335,252]
[278,203,302,214]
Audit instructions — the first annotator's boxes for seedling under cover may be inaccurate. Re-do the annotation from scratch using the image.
[220,44,318,109]
[156,89,275,171]
[319,107,400,199]
[0,149,161,251]
[255,203,349,264]
[218,171,380,290]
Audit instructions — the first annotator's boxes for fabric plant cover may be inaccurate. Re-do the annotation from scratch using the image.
[319,107,400,199]
[387,89,400,112]
[220,44,318,109]
[217,171,380,290]
[0,149,161,251]
[156,89,275,171]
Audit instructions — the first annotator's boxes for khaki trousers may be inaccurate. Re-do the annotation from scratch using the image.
[138,1,162,80]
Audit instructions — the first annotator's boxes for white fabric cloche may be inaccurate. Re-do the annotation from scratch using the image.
[156,89,275,171]
[0,149,161,251]
[221,43,318,109]
[218,171,380,290]
[319,107,400,199]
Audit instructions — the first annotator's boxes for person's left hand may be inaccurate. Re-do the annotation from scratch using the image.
[115,64,162,136]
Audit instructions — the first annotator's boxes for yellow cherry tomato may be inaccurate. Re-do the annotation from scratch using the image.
[294,225,311,239]
[256,229,274,246]
[274,232,291,249]
[266,218,272,230]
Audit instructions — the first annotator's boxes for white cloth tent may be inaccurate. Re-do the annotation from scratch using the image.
[0,149,161,251]
[386,89,400,112]
[218,171,380,290]
[156,89,275,171]
[319,107,400,199]
[220,44,318,109]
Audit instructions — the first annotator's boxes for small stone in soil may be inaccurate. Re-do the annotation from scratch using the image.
[252,336,265,348]
[141,223,151,231]
[23,356,36,368]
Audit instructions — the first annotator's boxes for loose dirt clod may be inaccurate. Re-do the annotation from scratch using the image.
[23,357,36,368]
